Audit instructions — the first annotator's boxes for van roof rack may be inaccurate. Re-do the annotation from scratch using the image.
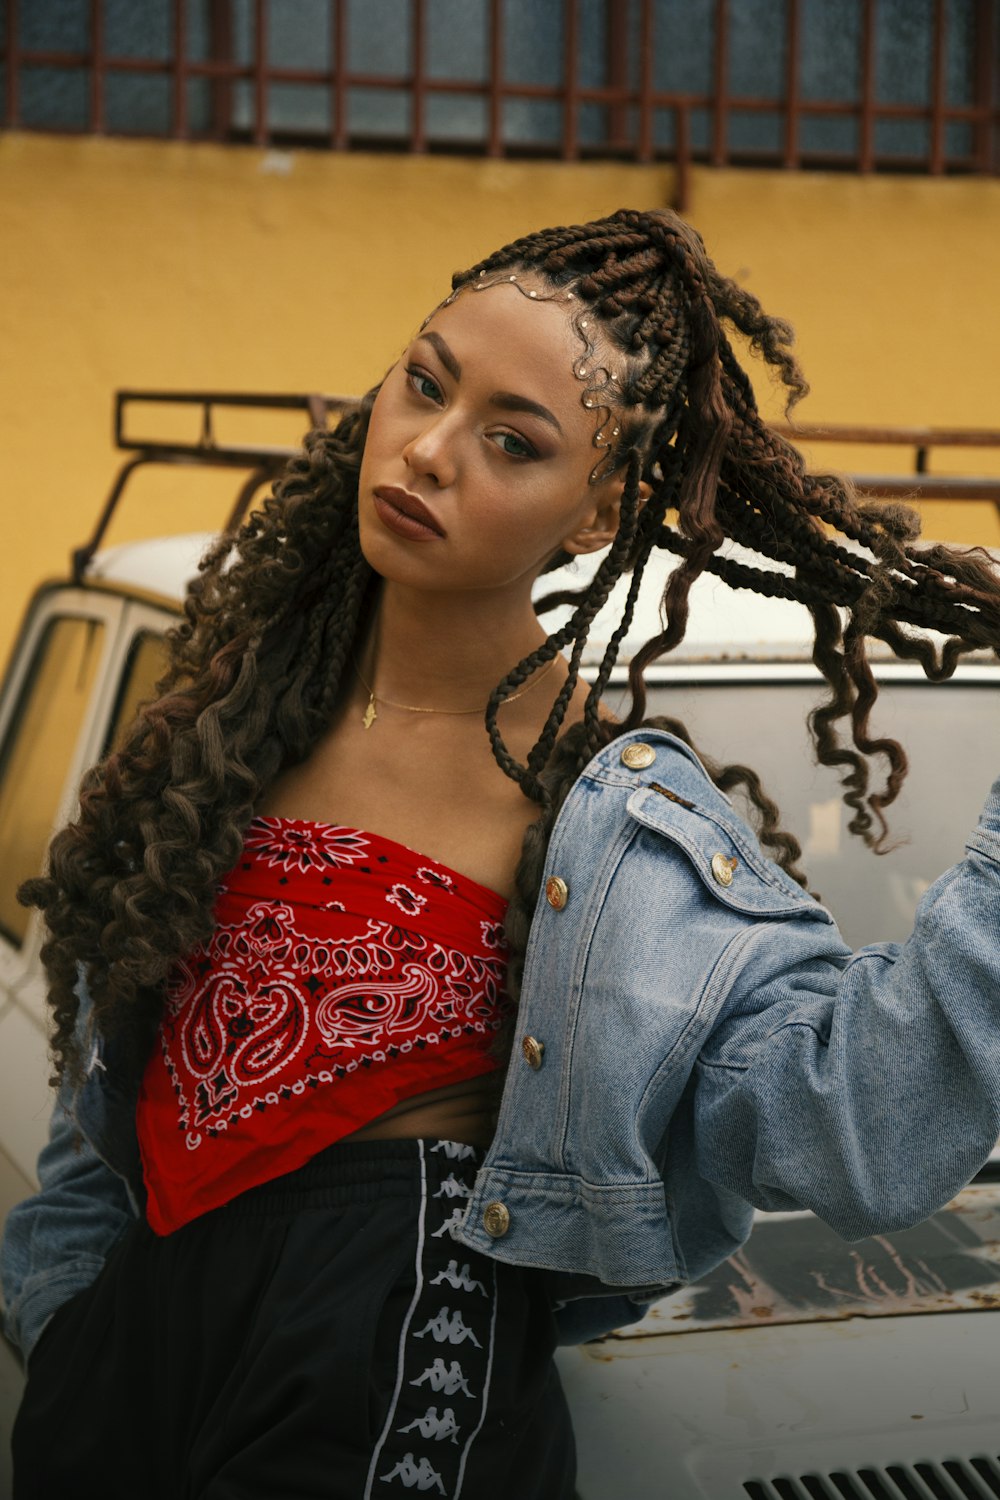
[72,389,355,582]
[773,422,1000,503]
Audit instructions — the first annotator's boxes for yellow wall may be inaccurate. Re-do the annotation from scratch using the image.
[3,132,1000,664]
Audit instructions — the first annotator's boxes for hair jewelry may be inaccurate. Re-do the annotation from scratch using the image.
[439,269,623,482]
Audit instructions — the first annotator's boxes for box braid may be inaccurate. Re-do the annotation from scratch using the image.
[450,207,1000,1010]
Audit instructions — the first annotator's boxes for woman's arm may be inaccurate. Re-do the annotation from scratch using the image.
[693,778,1000,1237]
[0,1088,136,1363]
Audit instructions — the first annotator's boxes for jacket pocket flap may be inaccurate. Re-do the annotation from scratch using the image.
[626,784,826,919]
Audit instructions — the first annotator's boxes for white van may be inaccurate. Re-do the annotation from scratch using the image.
[2,394,1000,1498]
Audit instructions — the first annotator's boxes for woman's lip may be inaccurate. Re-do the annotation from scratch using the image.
[373,486,446,540]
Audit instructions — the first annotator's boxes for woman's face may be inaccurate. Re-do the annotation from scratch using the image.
[357,280,625,600]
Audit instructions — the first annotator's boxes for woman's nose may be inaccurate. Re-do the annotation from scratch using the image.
[402,417,456,488]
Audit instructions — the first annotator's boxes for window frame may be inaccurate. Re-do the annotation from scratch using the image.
[0,588,176,1030]
[1,0,996,210]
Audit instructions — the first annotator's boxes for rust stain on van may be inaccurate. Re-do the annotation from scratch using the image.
[607,1189,1000,1339]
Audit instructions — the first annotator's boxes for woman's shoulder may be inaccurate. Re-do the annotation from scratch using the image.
[575,721,727,803]
[559,725,824,916]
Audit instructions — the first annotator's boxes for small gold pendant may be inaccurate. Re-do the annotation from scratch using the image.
[362,693,377,730]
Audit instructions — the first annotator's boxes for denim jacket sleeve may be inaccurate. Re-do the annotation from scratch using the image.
[0,1086,136,1363]
[692,776,1000,1239]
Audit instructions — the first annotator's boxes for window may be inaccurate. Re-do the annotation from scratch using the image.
[641,674,999,948]
[0,615,105,947]
[2,0,996,188]
[104,630,171,757]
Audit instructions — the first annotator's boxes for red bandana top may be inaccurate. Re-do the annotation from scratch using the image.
[137,818,509,1236]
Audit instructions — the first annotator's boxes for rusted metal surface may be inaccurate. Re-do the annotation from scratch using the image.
[712,0,728,168]
[4,0,18,129]
[487,0,502,160]
[606,2,630,153]
[90,0,104,135]
[253,0,267,149]
[776,423,1000,448]
[637,0,654,166]
[783,0,801,172]
[976,0,998,171]
[930,0,948,176]
[173,0,188,140]
[331,0,347,152]
[209,0,234,144]
[610,1185,1000,1339]
[412,0,427,155]
[113,389,347,451]
[773,422,1000,510]
[562,0,579,163]
[859,0,875,172]
[1,1,996,179]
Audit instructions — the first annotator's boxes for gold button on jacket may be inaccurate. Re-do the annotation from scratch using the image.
[620,742,656,770]
[545,875,569,910]
[521,1035,545,1070]
[711,852,738,887]
[483,1201,510,1238]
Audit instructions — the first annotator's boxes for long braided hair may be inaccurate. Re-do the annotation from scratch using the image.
[25,207,1000,1085]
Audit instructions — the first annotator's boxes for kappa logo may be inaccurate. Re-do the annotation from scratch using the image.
[431,1141,477,1161]
[380,1452,446,1493]
[430,1259,488,1297]
[398,1405,461,1443]
[410,1358,474,1397]
[414,1306,483,1348]
[433,1173,472,1201]
[431,1207,465,1239]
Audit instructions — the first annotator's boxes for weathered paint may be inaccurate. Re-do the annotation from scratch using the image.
[612,1185,1000,1337]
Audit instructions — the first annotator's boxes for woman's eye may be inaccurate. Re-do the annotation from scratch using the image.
[406,367,443,403]
[491,430,536,460]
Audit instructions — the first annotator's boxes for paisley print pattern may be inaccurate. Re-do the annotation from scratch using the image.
[137,821,509,1235]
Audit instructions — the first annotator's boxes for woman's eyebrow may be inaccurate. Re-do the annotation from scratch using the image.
[489,392,563,434]
[418,331,461,381]
[418,331,563,434]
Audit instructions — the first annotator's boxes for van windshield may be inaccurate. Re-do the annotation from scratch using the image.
[635,675,998,948]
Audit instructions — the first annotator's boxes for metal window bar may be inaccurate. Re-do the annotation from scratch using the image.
[930,0,948,176]
[488,0,503,160]
[1,0,997,211]
[412,0,427,154]
[975,0,998,171]
[638,0,654,164]
[89,0,104,134]
[173,0,188,139]
[859,0,876,172]
[783,0,800,171]
[711,0,728,166]
[563,0,579,163]
[331,0,347,151]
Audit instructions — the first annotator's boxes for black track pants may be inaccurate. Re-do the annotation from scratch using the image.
[12,1138,577,1499]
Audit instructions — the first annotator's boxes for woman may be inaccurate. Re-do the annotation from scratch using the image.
[5,207,1000,1497]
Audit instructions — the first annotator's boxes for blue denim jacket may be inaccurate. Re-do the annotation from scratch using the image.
[5,727,1000,1356]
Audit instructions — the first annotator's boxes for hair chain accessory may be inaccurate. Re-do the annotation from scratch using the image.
[441,270,623,483]
[354,654,559,730]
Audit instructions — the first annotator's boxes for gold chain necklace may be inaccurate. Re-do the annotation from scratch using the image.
[353,654,559,730]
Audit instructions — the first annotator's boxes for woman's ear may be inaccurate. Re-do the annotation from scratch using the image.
[561,474,652,557]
